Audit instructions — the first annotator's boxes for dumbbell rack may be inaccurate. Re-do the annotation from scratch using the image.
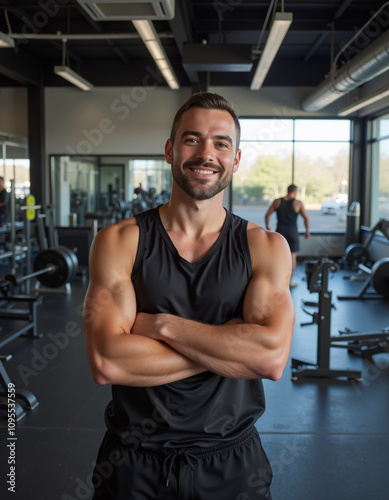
[291,259,362,382]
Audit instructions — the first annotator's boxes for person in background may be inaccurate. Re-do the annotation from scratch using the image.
[265,184,310,287]
[0,176,10,225]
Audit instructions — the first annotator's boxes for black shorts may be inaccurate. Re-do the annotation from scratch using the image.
[92,427,272,500]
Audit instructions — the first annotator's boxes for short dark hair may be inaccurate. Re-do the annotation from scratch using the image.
[169,92,241,150]
[287,184,298,193]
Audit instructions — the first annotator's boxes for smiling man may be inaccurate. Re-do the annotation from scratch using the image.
[84,92,295,500]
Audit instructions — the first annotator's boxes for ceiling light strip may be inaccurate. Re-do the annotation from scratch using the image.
[250,12,293,91]
[0,31,15,48]
[54,65,94,91]
[132,19,179,90]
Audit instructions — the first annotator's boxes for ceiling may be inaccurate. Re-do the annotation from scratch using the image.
[0,0,387,91]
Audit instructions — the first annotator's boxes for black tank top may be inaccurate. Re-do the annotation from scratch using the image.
[104,207,266,449]
[276,198,298,228]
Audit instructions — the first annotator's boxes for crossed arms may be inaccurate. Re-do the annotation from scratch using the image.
[83,219,295,387]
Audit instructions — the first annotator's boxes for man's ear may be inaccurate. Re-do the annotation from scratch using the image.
[165,139,173,164]
[233,149,241,173]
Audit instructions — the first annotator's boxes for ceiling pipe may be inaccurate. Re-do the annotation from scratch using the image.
[8,32,173,40]
[302,24,389,111]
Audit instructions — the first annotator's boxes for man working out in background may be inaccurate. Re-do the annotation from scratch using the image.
[265,184,310,287]
[84,92,295,499]
[0,176,10,224]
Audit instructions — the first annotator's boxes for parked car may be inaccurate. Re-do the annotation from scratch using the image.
[321,194,348,214]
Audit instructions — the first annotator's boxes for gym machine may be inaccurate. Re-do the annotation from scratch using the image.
[343,218,389,268]
[337,257,389,300]
[291,259,362,382]
[338,218,389,300]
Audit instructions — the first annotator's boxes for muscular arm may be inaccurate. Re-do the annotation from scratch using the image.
[132,227,295,381]
[299,202,310,237]
[83,221,205,387]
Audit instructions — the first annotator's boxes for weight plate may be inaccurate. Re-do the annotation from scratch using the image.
[345,243,370,268]
[57,246,79,282]
[33,247,75,288]
[371,258,389,298]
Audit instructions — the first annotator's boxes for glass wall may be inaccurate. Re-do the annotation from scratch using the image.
[233,118,351,232]
[50,155,171,227]
[0,136,30,202]
[370,115,389,222]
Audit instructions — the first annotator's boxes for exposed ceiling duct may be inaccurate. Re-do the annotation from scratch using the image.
[302,29,389,112]
[75,0,175,21]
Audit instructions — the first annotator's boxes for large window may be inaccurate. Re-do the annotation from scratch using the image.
[0,136,30,201]
[370,115,389,222]
[233,119,351,231]
[50,155,172,227]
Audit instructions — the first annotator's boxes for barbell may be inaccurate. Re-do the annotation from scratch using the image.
[4,246,78,289]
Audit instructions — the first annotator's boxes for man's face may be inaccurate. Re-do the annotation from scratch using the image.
[165,107,241,201]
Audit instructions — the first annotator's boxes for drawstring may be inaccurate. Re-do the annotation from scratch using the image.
[162,449,199,487]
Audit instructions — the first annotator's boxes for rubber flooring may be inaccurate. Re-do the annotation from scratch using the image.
[0,262,388,500]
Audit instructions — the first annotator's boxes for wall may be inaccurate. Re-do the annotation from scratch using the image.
[45,87,191,156]
[44,85,343,156]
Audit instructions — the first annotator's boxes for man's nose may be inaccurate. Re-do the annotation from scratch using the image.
[196,141,215,162]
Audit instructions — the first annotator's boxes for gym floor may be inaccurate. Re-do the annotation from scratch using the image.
[0,262,388,500]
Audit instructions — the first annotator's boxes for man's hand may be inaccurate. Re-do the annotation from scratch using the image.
[132,312,164,340]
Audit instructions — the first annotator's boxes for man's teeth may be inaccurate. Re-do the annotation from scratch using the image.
[193,169,214,174]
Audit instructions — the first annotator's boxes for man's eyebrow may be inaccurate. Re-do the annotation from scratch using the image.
[213,134,233,145]
[181,130,233,145]
[181,130,202,139]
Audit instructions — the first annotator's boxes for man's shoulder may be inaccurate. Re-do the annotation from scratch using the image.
[247,222,290,253]
[94,217,139,253]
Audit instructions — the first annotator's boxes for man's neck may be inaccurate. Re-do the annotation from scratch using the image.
[160,190,226,239]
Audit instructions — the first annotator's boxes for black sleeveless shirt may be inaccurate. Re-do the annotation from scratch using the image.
[276,198,298,228]
[104,207,266,450]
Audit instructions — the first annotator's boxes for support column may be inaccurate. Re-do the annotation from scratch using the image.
[28,84,46,203]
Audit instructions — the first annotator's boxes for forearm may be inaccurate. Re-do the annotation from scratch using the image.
[133,314,291,380]
[303,216,310,234]
[87,330,205,387]
[264,212,271,229]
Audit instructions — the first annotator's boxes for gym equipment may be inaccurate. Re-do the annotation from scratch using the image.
[337,257,389,300]
[4,246,78,289]
[333,327,389,358]
[291,259,362,382]
[0,355,39,421]
[343,218,389,268]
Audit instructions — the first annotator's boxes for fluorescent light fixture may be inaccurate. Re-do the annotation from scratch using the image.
[54,65,94,91]
[338,84,389,116]
[132,19,179,89]
[250,12,293,90]
[0,31,15,48]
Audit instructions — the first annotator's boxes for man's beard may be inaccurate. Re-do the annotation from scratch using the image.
[172,159,232,201]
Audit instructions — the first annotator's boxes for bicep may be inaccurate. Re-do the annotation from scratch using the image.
[83,226,137,353]
[244,231,294,333]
